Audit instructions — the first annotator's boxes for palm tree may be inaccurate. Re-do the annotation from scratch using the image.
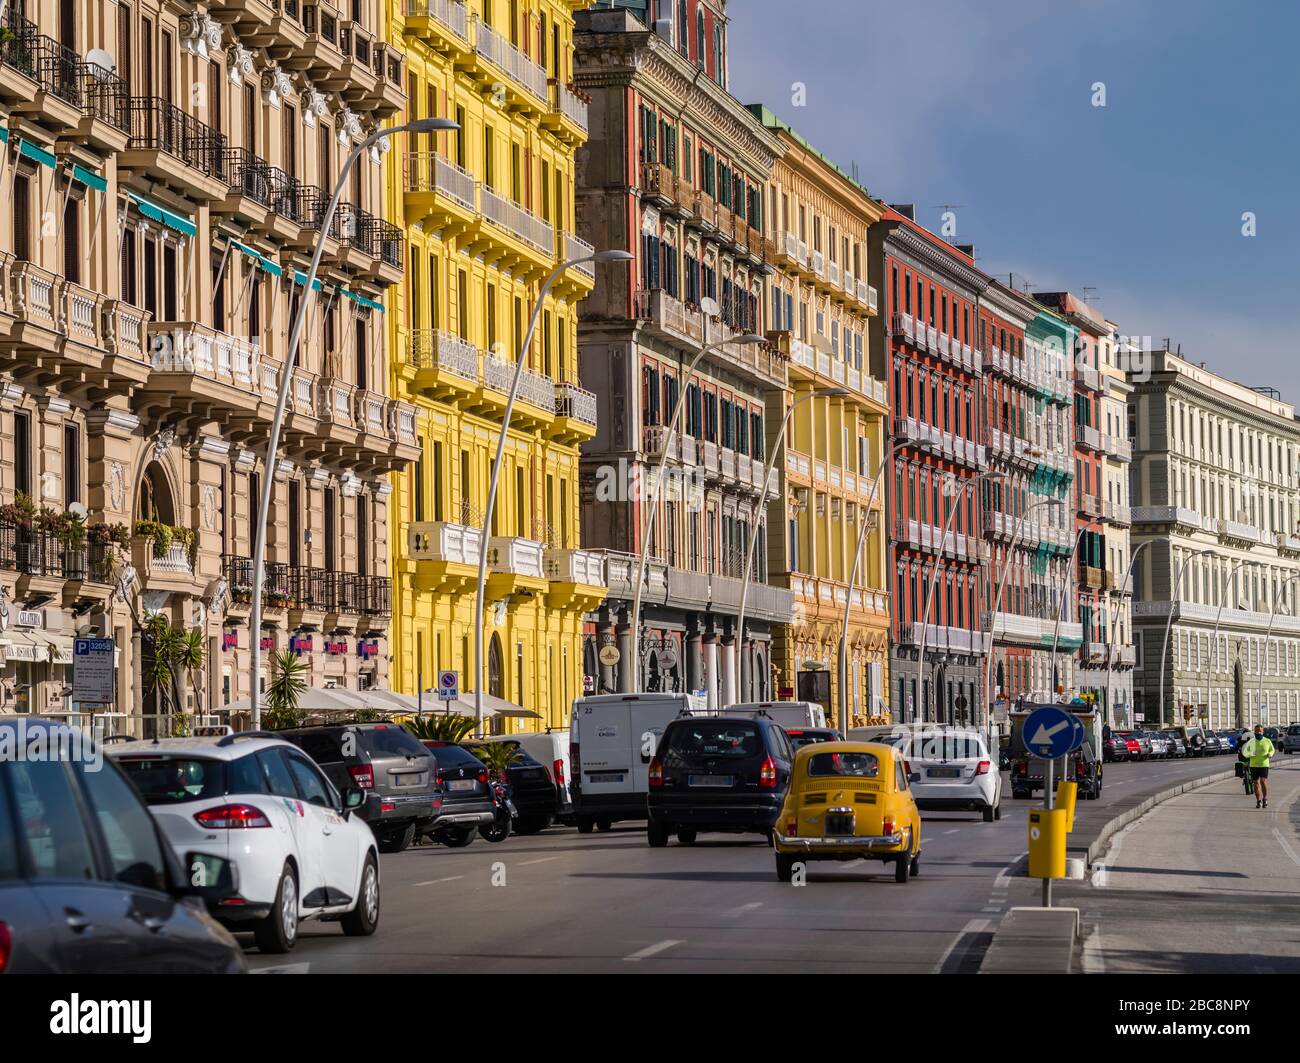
[471,740,522,781]
[405,713,476,743]
[265,650,309,729]
[141,613,205,736]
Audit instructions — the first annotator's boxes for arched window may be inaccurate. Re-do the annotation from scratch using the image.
[695,10,705,63]
[137,463,174,524]
[488,635,504,699]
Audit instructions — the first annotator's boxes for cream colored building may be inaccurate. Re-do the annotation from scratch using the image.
[0,1,417,734]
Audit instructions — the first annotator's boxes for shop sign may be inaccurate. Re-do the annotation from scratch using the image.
[222,631,239,652]
[289,634,314,655]
[324,639,349,656]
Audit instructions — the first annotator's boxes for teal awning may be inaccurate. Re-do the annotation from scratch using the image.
[71,164,107,193]
[18,139,56,169]
[128,193,196,238]
[337,287,385,312]
[0,128,10,144]
[228,240,282,277]
[292,270,323,292]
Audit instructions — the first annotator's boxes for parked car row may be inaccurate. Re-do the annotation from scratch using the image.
[1103,726,1244,762]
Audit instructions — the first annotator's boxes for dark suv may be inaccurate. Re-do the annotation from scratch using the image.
[463,741,556,834]
[646,716,794,846]
[419,742,496,846]
[275,722,440,853]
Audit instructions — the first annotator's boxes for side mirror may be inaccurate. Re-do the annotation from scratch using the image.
[908,772,921,784]
[342,787,365,815]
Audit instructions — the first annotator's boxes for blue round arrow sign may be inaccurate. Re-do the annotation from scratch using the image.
[1023,705,1084,759]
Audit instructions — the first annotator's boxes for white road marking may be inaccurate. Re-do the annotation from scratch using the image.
[414,875,464,886]
[253,962,311,975]
[518,856,561,866]
[1273,828,1300,868]
[624,939,684,962]
[1081,923,1106,975]
[994,852,1027,888]
[724,901,763,918]
[931,918,992,974]
[943,829,961,835]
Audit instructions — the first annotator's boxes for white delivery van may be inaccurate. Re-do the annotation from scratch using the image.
[482,728,574,824]
[724,700,827,730]
[570,692,708,833]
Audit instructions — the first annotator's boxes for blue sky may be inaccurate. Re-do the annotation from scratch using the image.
[728,0,1300,400]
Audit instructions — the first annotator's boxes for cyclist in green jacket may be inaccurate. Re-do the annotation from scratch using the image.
[1241,725,1277,809]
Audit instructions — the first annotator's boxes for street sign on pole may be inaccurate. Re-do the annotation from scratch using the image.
[1022,704,1083,760]
[437,671,459,702]
[73,638,115,706]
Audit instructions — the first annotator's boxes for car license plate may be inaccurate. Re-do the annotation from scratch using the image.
[825,814,854,835]
[928,767,961,779]
[688,774,734,787]
[587,772,624,783]
[447,780,476,791]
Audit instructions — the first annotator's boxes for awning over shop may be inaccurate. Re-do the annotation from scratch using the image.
[28,631,74,665]
[228,239,283,277]
[127,192,197,238]
[0,632,48,663]
[292,270,323,291]
[70,163,107,193]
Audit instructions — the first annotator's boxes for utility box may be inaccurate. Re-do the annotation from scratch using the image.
[1027,808,1067,879]
[1054,780,1078,832]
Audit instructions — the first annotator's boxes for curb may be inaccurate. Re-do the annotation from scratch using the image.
[979,906,1080,975]
[1084,768,1234,868]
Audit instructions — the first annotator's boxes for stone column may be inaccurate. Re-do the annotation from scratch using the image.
[600,619,617,693]
[686,627,703,695]
[617,616,633,693]
[703,631,719,712]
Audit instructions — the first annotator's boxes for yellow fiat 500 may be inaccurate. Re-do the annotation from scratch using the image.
[773,741,922,883]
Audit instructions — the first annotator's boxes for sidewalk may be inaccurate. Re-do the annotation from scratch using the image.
[1061,759,1300,974]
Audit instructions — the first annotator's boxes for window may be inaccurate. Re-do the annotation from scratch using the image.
[78,761,169,892]
[256,749,299,798]
[286,752,334,808]
[14,411,31,497]
[6,759,97,880]
[13,173,31,261]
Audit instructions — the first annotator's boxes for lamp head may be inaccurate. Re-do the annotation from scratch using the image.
[404,117,460,134]
[593,249,634,263]
[815,387,850,398]
[739,333,766,345]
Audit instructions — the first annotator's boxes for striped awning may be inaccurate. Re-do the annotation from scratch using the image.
[70,163,107,193]
[17,138,56,169]
[292,270,324,291]
[337,287,385,312]
[127,192,197,238]
[228,239,283,277]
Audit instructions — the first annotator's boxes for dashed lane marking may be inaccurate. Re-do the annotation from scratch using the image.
[518,856,562,866]
[931,918,992,975]
[624,939,684,962]
[415,875,464,886]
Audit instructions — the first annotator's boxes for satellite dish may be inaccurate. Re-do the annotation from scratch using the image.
[68,501,88,519]
[85,48,116,77]
[699,296,720,318]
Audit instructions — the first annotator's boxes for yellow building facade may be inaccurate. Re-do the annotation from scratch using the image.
[751,108,891,727]
[385,0,602,731]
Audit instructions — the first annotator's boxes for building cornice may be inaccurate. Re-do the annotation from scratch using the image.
[980,281,1036,330]
[884,223,987,301]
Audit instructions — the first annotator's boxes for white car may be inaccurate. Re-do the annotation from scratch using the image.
[109,733,380,953]
[894,728,1002,821]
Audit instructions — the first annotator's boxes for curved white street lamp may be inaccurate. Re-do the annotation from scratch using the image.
[1205,558,1257,723]
[1157,546,1217,727]
[981,496,1065,737]
[914,470,1003,724]
[249,117,459,727]
[1048,526,1088,701]
[836,437,932,736]
[1102,537,1152,728]
[626,327,765,695]
[471,247,633,736]
[735,386,847,704]
[1255,573,1300,729]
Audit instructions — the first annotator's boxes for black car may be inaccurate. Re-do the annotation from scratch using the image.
[0,718,245,973]
[275,722,441,853]
[1102,732,1130,762]
[646,716,794,846]
[419,742,496,847]
[463,741,555,834]
[784,727,841,751]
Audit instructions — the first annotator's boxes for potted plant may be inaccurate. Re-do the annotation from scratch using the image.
[134,518,175,557]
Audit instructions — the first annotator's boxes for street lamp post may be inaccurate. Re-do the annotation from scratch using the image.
[914,472,1001,725]
[1206,559,1256,722]
[248,117,458,727]
[470,248,633,736]
[1255,574,1300,728]
[627,329,765,696]
[836,438,936,735]
[1102,538,1151,728]
[981,497,1065,740]
[1049,527,1088,701]
[1157,547,1216,727]
[735,387,847,704]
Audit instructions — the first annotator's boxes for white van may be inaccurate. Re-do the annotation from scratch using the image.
[724,700,827,730]
[570,692,708,833]
[482,729,574,823]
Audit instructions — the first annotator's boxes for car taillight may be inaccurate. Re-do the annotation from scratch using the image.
[882,815,896,836]
[975,760,990,776]
[759,756,778,789]
[0,922,10,974]
[570,743,581,778]
[648,756,663,789]
[349,764,375,790]
[785,817,797,837]
[1075,758,1086,777]
[1015,761,1027,776]
[553,758,565,787]
[477,770,489,785]
[194,804,271,829]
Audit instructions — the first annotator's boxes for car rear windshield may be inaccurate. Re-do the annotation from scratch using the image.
[902,733,987,761]
[357,726,430,759]
[116,756,228,804]
[807,751,879,777]
[426,744,484,769]
[667,722,762,758]
[788,731,835,750]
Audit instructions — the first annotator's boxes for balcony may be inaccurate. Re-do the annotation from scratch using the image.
[405,151,478,234]
[1077,424,1103,452]
[1277,532,1300,558]
[1103,433,1133,462]
[122,97,229,202]
[551,381,598,443]
[776,231,808,268]
[364,42,407,118]
[132,536,198,595]
[139,321,268,422]
[410,329,481,399]
[478,356,556,426]
[0,521,106,585]
[486,535,548,598]
[408,521,481,592]
[1217,518,1261,546]
[333,21,380,101]
[5,27,82,130]
[295,2,347,81]
[1103,499,1131,525]
[78,64,130,152]
[543,79,589,144]
[479,185,553,255]
[554,231,596,300]
[544,548,606,610]
[856,280,878,313]
[404,0,473,56]
[470,18,549,112]
[1079,564,1105,591]
[1079,493,1104,520]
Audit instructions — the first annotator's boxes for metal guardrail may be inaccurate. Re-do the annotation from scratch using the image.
[127,96,229,181]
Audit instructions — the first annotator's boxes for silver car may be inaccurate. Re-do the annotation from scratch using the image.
[1142,731,1171,758]
[1283,724,1300,754]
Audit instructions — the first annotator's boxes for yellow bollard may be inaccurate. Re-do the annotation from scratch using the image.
[1027,807,1067,879]
[1054,780,1078,833]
